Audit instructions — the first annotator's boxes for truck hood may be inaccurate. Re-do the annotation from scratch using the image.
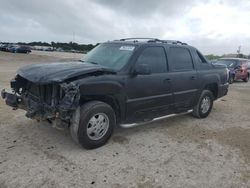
[17,61,116,84]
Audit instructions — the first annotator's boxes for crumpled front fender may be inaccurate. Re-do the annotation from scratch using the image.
[59,83,80,112]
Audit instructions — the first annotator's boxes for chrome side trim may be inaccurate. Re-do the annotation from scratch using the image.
[120,110,193,128]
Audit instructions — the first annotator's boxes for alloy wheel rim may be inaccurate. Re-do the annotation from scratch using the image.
[201,96,211,114]
[87,113,109,140]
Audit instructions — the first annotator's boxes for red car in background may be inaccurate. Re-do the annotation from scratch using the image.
[215,58,249,83]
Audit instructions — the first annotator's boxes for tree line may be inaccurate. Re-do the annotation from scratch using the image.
[17,41,98,52]
[205,53,250,60]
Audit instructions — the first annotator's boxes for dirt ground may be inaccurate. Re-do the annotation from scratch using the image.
[0,51,249,188]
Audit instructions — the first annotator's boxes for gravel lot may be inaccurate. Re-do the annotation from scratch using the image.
[0,51,249,188]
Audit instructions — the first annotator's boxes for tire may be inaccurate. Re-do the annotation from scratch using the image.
[229,74,234,84]
[70,101,115,149]
[243,74,249,82]
[192,90,214,118]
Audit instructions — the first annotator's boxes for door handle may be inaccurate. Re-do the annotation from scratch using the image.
[190,76,196,80]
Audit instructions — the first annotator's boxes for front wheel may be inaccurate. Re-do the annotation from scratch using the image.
[192,90,214,118]
[70,101,115,149]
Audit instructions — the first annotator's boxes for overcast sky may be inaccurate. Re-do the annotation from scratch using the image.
[1,0,250,55]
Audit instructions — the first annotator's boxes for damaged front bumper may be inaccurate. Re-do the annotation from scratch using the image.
[1,89,21,108]
[1,82,80,122]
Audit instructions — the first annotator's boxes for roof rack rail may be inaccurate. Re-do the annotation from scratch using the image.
[163,40,187,45]
[148,39,187,45]
[117,38,159,42]
[114,38,187,45]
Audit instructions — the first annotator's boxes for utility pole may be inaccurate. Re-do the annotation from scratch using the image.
[237,45,241,57]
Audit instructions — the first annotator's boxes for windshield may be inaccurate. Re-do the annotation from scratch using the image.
[216,60,237,68]
[81,44,135,71]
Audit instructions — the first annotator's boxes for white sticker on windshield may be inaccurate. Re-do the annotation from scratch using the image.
[119,46,135,51]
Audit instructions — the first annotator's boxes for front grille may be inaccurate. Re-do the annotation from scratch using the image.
[28,84,53,105]
[15,75,62,106]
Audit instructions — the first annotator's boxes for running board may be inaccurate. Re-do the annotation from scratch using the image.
[120,110,193,128]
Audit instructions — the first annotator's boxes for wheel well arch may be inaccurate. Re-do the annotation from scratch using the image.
[79,95,121,123]
[203,83,218,99]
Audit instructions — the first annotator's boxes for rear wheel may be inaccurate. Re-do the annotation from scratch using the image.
[192,90,214,118]
[70,101,115,149]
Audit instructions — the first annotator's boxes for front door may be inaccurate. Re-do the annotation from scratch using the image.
[125,46,173,121]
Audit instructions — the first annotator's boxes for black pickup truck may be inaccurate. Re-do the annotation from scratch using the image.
[1,38,229,149]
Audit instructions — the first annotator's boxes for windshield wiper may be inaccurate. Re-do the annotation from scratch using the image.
[79,60,99,65]
[88,61,99,65]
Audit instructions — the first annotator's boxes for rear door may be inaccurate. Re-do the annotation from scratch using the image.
[167,46,198,110]
[125,46,173,121]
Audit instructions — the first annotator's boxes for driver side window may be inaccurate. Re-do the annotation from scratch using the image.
[136,47,167,73]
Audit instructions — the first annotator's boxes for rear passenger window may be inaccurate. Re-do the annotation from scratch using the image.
[168,47,193,71]
[136,47,167,73]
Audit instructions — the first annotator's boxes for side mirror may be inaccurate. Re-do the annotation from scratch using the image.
[134,64,151,75]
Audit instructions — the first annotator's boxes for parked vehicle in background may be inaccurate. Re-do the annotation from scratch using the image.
[247,60,250,77]
[1,38,229,149]
[0,44,31,53]
[215,58,249,83]
[0,44,11,52]
[10,45,31,53]
[8,45,20,53]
